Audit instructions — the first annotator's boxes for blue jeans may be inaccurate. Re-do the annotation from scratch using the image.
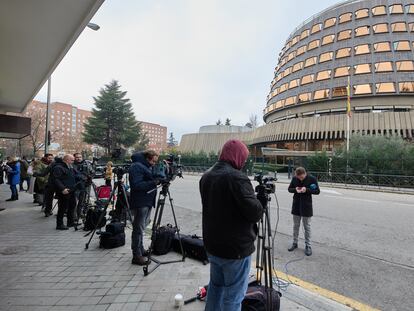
[205,254,251,311]
[131,207,152,256]
[10,185,18,198]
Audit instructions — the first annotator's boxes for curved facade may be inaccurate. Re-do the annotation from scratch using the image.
[265,0,414,130]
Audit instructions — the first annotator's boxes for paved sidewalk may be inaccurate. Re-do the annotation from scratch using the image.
[0,185,351,311]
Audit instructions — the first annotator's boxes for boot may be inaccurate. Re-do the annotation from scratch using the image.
[131,255,150,266]
[6,197,14,202]
[305,245,312,256]
[288,243,298,252]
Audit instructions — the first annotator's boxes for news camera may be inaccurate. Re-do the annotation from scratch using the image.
[254,173,277,194]
[155,154,183,184]
[112,163,131,179]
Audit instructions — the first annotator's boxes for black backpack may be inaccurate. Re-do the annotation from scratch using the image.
[99,221,125,249]
[172,234,208,264]
[152,224,176,255]
[242,283,281,311]
[83,208,106,231]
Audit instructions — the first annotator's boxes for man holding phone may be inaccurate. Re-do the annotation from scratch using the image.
[288,167,320,256]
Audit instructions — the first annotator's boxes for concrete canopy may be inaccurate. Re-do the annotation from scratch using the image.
[0,0,105,114]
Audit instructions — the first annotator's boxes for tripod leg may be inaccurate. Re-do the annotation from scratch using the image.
[167,190,185,261]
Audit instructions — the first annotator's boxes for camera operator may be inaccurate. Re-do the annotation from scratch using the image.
[33,154,55,216]
[200,139,263,311]
[53,154,78,230]
[73,152,94,222]
[287,167,320,256]
[128,150,159,266]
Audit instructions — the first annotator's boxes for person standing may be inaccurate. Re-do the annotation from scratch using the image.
[200,139,263,311]
[19,156,30,191]
[128,150,159,265]
[53,154,78,230]
[32,157,50,206]
[105,161,113,187]
[33,154,56,216]
[287,167,320,256]
[73,153,94,222]
[6,157,20,201]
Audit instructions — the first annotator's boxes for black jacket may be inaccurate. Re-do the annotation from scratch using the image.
[128,153,157,209]
[53,161,78,193]
[288,175,320,217]
[200,161,263,259]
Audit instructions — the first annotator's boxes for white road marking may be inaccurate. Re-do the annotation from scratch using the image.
[321,189,343,195]
[323,194,414,207]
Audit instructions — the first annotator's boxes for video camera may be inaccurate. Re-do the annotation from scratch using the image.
[254,173,277,194]
[155,154,183,184]
[112,164,131,179]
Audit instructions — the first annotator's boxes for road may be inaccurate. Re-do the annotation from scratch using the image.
[167,174,414,311]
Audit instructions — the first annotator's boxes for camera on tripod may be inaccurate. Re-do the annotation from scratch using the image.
[254,173,277,194]
[155,154,183,184]
[112,164,131,179]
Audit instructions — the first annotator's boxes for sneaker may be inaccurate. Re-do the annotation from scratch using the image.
[288,243,298,252]
[131,256,150,266]
[5,198,14,202]
[44,211,53,217]
[305,246,312,256]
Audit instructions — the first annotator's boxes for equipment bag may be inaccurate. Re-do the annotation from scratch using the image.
[153,224,176,255]
[172,234,209,264]
[105,221,125,235]
[99,231,125,249]
[242,283,281,311]
[96,185,112,200]
[83,208,107,231]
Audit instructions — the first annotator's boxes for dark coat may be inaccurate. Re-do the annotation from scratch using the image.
[7,162,20,185]
[200,161,263,260]
[52,161,78,192]
[128,153,157,209]
[288,175,320,217]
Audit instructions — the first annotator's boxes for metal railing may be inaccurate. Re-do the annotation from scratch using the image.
[181,166,210,175]
[310,171,414,189]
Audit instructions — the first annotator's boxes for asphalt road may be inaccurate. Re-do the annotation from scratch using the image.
[167,174,414,311]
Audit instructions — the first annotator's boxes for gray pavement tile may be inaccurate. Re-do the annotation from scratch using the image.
[126,294,143,303]
[106,303,125,311]
[113,295,130,303]
[121,303,139,311]
[136,302,153,311]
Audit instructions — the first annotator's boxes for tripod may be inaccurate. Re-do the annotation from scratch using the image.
[74,181,99,231]
[84,172,133,249]
[143,181,185,276]
[255,184,275,310]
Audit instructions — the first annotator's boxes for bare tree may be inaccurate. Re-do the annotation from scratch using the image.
[249,114,259,128]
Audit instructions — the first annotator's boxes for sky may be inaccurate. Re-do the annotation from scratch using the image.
[35,0,339,141]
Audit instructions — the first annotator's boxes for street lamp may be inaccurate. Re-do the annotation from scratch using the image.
[44,22,100,154]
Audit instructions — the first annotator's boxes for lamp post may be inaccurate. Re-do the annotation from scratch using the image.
[44,22,100,154]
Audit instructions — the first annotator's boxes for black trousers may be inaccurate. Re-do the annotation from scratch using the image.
[56,192,76,227]
[43,185,55,214]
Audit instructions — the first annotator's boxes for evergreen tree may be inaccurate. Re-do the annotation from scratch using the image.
[225,118,231,126]
[216,119,222,125]
[83,80,142,156]
[168,132,177,147]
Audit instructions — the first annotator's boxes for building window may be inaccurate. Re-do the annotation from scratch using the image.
[279,83,289,93]
[332,86,348,97]
[389,4,404,14]
[337,29,352,41]
[316,70,331,81]
[334,66,350,77]
[304,56,317,67]
[393,41,411,51]
[399,82,414,92]
[298,92,311,103]
[285,96,297,106]
[292,61,303,72]
[375,62,393,72]
[373,23,388,34]
[284,66,292,77]
[287,51,296,61]
[374,41,391,52]
[280,57,288,66]
[396,60,414,71]
[301,74,314,85]
[324,17,336,29]
[314,89,330,100]
[296,45,307,56]
[291,35,300,47]
[355,8,369,19]
[311,23,322,34]
[355,44,370,55]
[391,22,407,32]
[355,25,370,37]
[409,23,414,32]
[308,39,320,51]
[275,100,284,109]
[300,29,310,40]
[336,47,351,59]
[372,5,387,16]
[406,4,414,13]
[321,34,335,46]
[339,12,352,24]
[354,84,372,95]
[276,73,283,82]
[354,63,371,74]
[320,51,334,63]
[288,79,300,89]
[376,82,395,93]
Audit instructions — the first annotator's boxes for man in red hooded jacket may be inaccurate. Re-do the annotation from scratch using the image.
[200,139,263,311]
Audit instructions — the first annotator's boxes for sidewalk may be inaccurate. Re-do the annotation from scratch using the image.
[0,185,351,311]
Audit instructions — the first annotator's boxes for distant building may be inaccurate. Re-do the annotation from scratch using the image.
[139,121,167,153]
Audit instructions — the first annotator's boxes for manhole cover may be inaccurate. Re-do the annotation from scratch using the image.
[0,245,29,255]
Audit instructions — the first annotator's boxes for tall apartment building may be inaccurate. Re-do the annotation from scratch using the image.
[139,121,167,153]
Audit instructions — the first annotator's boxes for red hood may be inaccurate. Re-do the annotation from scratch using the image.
[219,139,249,170]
